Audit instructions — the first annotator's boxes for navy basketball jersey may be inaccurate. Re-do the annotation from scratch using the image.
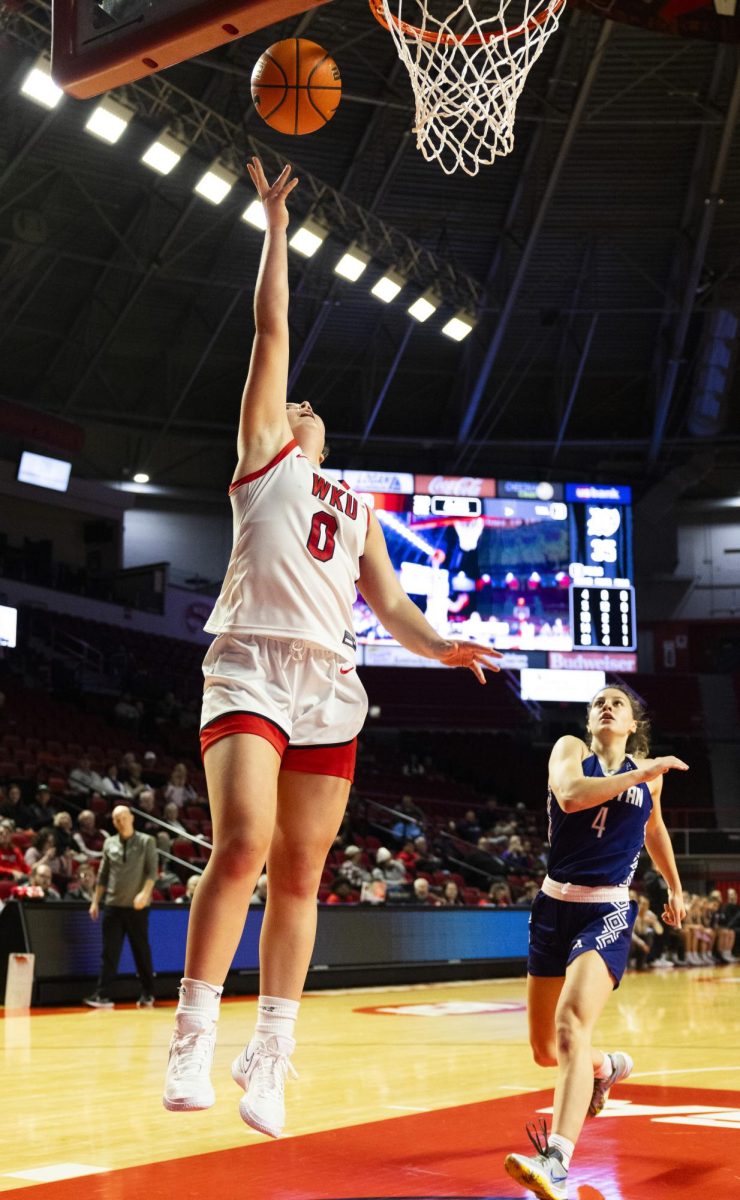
[547,754,653,887]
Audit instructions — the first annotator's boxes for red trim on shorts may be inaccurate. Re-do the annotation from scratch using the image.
[282,738,358,782]
[200,712,289,759]
[229,440,298,493]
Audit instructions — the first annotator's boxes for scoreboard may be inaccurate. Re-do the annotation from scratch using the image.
[327,468,637,681]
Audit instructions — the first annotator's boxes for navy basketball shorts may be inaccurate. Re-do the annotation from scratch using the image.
[528,891,638,988]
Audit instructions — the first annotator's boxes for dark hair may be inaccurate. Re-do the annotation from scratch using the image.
[321,441,330,462]
[585,685,651,758]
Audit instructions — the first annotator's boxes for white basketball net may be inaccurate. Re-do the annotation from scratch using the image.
[372,0,566,175]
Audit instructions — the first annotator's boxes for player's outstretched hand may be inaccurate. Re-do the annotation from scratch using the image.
[662,890,686,930]
[438,640,502,685]
[638,756,689,783]
[246,156,299,229]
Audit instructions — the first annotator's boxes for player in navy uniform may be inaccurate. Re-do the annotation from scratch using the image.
[504,686,687,1200]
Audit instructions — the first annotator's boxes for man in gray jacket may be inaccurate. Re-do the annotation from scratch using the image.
[84,805,157,1009]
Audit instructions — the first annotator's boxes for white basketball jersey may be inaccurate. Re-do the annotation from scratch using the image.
[205,440,369,662]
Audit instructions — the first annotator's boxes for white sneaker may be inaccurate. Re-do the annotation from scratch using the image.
[504,1122,569,1200]
[231,1034,297,1138]
[588,1051,633,1117]
[163,1017,217,1111]
[650,956,674,969]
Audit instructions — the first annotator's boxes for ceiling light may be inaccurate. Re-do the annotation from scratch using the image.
[84,97,133,144]
[408,289,440,323]
[442,310,475,341]
[289,217,327,258]
[132,472,150,484]
[371,269,405,303]
[334,243,370,282]
[20,55,63,109]
[241,199,266,230]
[194,162,237,204]
[141,131,186,175]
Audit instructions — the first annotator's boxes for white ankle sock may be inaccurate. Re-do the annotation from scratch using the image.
[176,977,223,1026]
[548,1133,574,1172]
[255,994,299,1041]
[594,1051,613,1079]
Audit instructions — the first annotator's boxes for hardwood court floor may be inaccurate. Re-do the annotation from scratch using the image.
[2,966,739,1199]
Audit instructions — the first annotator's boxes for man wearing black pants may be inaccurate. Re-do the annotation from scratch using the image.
[84,805,157,1009]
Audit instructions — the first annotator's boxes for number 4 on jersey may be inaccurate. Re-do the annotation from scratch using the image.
[591,806,608,839]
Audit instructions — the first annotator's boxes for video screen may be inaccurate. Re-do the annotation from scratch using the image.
[331,471,635,670]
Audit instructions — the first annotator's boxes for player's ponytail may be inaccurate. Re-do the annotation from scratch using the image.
[586,685,651,758]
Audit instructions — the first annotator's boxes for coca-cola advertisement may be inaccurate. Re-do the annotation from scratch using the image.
[415,473,496,498]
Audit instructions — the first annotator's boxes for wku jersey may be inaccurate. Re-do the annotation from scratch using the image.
[205,439,369,663]
[546,753,653,887]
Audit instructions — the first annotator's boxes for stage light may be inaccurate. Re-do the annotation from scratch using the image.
[371,270,404,303]
[20,55,63,109]
[442,311,475,341]
[85,97,133,144]
[132,472,150,484]
[289,217,327,258]
[241,199,267,230]
[408,289,440,323]
[334,244,370,282]
[141,131,186,175]
[194,161,237,204]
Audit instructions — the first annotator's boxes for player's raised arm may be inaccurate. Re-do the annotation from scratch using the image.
[549,735,688,813]
[235,157,299,474]
[358,511,502,684]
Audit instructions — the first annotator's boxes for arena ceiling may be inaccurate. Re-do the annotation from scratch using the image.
[1,0,739,502]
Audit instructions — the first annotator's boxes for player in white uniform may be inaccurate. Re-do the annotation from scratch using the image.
[163,158,502,1135]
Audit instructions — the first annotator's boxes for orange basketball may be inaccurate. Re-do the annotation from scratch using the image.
[251,38,341,136]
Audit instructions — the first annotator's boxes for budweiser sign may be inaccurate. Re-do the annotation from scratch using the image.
[416,474,495,497]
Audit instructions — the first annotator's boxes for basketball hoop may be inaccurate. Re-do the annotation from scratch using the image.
[369,0,566,175]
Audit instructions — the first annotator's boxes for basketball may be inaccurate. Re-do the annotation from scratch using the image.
[251,39,341,136]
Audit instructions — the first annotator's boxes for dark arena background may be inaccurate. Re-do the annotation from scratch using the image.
[0,1,739,1198]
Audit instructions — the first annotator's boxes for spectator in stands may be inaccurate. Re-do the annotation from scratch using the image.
[68,755,105,797]
[439,880,464,907]
[162,801,189,837]
[463,836,506,888]
[0,821,27,881]
[156,691,181,725]
[65,862,97,902]
[397,838,419,875]
[156,856,182,900]
[25,783,56,830]
[177,875,201,905]
[84,805,157,1009]
[100,764,131,799]
[707,890,738,963]
[391,795,424,842]
[454,809,482,844]
[113,692,142,730]
[515,881,539,907]
[413,834,443,874]
[485,881,513,907]
[134,789,160,835]
[723,887,740,932]
[142,750,166,788]
[339,845,371,889]
[502,835,532,872]
[164,763,198,811]
[631,895,667,969]
[24,826,76,885]
[0,783,33,828]
[413,877,440,906]
[52,811,76,854]
[249,874,268,906]
[372,847,407,883]
[73,810,106,860]
[24,862,61,901]
[120,755,147,800]
[325,878,356,904]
